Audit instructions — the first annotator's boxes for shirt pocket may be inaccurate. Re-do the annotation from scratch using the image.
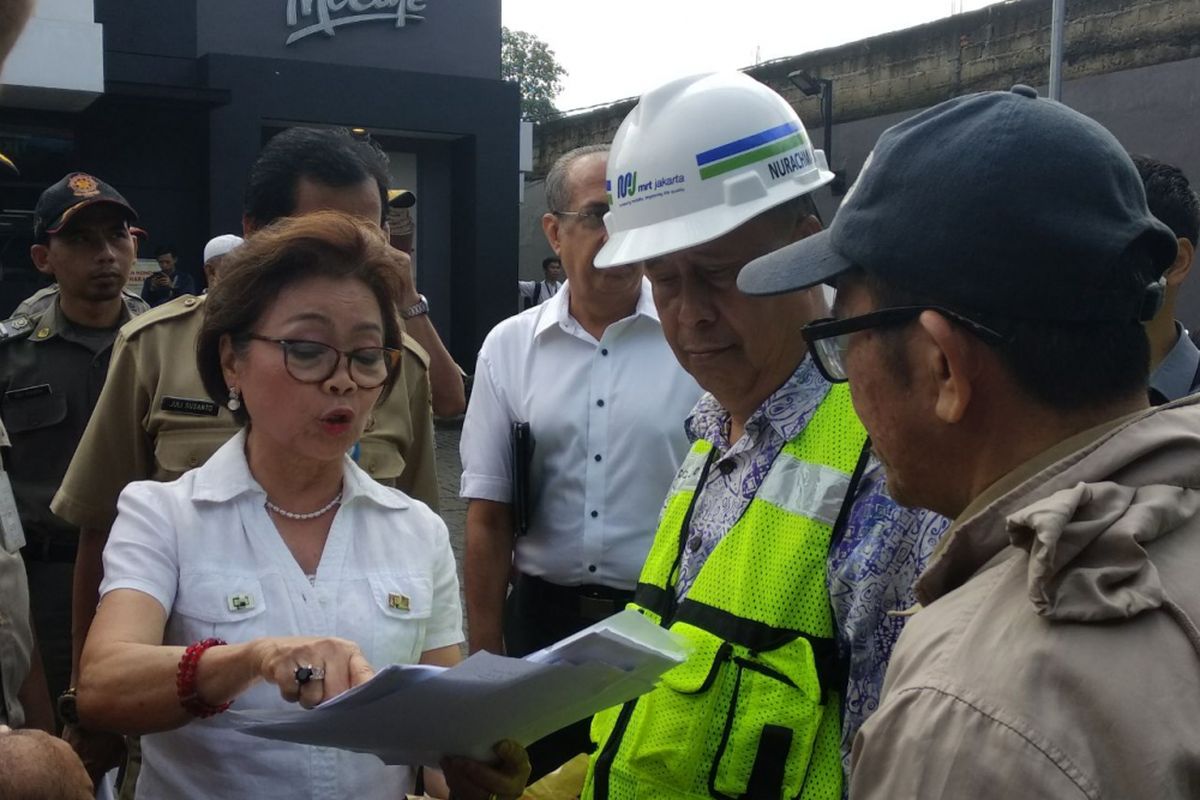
[153,429,232,479]
[171,573,269,644]
[356,439,406,486]
[1,387,67,435]
[367,573,432,666]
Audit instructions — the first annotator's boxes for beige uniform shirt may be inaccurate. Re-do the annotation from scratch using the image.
[50,294,440,531]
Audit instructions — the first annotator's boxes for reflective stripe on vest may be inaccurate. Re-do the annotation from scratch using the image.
[585,382,866,800]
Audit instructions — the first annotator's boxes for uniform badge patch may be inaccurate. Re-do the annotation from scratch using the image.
[68,173,101,197]
[227,593,254,612]
[387,593,410,611]
[0,315,31,342]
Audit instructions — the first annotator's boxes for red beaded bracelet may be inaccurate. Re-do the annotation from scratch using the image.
[176,638,232,718]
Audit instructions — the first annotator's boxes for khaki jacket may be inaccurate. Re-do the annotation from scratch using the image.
[51,294,439,530]
[849,398,1200,799]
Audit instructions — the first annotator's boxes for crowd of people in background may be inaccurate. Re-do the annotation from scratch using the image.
[2,1,1199,798]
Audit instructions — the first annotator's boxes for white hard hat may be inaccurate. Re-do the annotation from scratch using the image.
[204,234,243,264]
[595,71,834,268]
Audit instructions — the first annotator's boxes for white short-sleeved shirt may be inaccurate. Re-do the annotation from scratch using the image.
[100,430,463,800]
[460,279,702,588]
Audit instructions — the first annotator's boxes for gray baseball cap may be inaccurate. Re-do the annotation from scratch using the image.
[738,85,1178,323]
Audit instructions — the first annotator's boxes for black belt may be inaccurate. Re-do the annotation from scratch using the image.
[518,574,635,622]
[22,535,77,564]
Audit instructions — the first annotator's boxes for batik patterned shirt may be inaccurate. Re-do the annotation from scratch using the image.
[677,356,950,771]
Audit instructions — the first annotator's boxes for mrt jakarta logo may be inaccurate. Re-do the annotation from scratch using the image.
[285,0,430,46]
[614,170,686,204]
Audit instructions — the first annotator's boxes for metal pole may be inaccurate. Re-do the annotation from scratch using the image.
[821,79,833,165]
[1049,0,1066,100]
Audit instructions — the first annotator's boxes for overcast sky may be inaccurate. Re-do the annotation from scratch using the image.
[502,0,1004,111]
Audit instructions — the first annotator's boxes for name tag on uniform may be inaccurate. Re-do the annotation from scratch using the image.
[161,397,219,417]
[388,593,410,611]
[4,383,51,402]
[227,593,255,612]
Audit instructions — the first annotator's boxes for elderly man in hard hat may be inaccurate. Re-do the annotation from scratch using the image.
[582,72,947,800]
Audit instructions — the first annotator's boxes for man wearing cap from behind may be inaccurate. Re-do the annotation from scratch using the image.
[581,72,948,800]
[739,85,1199,796]
[0,173,141,750]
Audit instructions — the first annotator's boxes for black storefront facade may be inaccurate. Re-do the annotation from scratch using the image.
[0,0,519,368]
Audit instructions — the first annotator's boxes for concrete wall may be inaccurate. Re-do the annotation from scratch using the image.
[520,0,1200,328]
[531,0,1200,177]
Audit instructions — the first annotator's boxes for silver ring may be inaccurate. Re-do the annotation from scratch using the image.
[294,665,326,685]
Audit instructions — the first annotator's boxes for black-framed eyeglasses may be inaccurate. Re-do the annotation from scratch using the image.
[801,305,1008,383]
[552,206,608,231]
[244,335,401,389]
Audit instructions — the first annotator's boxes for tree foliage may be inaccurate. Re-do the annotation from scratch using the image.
[502,27,567,122]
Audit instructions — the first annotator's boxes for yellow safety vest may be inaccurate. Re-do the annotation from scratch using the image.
[584,383,867,800]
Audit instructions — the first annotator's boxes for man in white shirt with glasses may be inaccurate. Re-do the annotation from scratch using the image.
[460,143,701,780]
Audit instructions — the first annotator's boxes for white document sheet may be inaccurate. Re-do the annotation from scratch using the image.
[229,610,687,767]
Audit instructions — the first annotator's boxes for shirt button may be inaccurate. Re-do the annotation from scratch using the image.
[594,454,602,462]
[588,565,597,573]
[590,510,599,518]
[688,536,702,552]
[601,348,609,356]
[596,399,605,407]
[718,460,736,476]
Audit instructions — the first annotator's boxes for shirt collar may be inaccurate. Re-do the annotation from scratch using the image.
[534,277,659,339]
[1149,322,1200,403]
[915,411,1135,604]
[28,299,130,345]
[191,428,410,510]
[685,355,829,448]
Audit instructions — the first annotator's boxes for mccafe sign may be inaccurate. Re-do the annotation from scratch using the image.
[285,0,430,45]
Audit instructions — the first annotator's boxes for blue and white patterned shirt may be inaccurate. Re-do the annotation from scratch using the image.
[678,356,950,770]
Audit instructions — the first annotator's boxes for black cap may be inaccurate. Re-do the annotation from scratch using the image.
[33,173,138,241]
[738,85,1178,323]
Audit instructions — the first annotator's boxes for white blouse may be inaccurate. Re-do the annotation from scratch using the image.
[100,430,463,800]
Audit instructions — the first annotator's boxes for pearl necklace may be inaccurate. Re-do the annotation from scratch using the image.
[265,491,343,521]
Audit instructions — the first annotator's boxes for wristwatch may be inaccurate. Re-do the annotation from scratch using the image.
[400,294,429,320]
[58,688,79,725]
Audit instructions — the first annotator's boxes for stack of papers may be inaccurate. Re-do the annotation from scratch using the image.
[230,609,687,767]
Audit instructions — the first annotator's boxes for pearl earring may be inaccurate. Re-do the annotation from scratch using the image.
[227,387,241,412]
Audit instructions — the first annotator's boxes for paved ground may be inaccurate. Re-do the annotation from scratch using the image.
[433,423,470,629]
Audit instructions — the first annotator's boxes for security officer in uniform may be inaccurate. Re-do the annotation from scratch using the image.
[50,128,442,790]
[0,173,143,726]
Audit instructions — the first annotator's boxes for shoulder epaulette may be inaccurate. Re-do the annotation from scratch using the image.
[0,315,33,344]
[120,294,205,340]
[401,331,431,370]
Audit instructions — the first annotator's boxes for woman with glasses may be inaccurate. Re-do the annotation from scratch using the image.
[74,212,528,800]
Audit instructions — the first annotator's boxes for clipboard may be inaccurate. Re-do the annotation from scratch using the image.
[511,422,535,536]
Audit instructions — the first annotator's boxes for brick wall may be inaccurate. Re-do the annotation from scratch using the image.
[531,0,1200,176]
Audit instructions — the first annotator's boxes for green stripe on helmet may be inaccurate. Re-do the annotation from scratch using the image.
[698,133,806,181]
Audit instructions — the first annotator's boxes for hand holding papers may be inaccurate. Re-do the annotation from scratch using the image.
[231,610,687,767]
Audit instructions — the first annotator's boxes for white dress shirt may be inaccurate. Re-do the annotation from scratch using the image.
[100,430,462,800]
[460,278,701,589]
